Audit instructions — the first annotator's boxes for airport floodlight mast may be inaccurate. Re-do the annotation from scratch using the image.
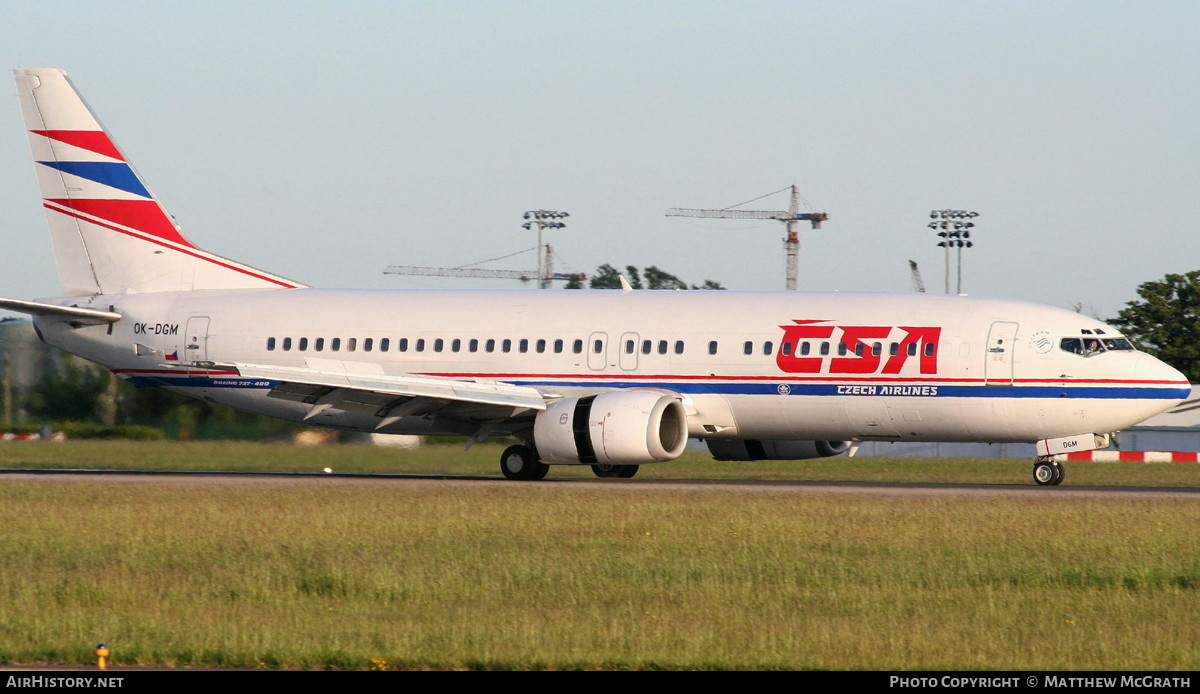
[522,210,569,289]
[666,185,829,291]
[928,209,978,294]
[384,209,583,288]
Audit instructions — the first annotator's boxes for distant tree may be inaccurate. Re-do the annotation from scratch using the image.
[570,263,724,290]
[1110,270,1200,382]
[24,354,109,422]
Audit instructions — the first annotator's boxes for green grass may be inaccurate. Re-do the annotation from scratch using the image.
[0,441,1197,669]
[1,439,1199,487]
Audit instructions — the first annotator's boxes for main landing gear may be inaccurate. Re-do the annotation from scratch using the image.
[1032,457,1065,486]
[500,444,549,481]
[498,445,642,481]
[590,464,640,479]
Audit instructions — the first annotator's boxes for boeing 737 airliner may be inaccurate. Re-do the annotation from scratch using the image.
[0,68,1189,484]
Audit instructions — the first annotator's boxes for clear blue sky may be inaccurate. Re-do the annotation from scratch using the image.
[1,1,1196,320]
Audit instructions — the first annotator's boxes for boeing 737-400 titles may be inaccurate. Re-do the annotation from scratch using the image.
[0,68,1189,484]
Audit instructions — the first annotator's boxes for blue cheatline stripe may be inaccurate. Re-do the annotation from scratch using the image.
[124,375,1189,401]
[37,161,151,198]
[527,381,1187,400]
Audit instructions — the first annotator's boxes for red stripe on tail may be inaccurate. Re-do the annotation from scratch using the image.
[45,198,192,247]
[31,130,124,160]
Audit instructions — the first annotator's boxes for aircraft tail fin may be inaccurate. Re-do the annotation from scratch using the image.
[14,68,303,296]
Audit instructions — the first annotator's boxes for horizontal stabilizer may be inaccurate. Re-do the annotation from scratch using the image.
[0,297,121,324]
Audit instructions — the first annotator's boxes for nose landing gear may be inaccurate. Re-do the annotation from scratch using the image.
[1032,457,1065,486]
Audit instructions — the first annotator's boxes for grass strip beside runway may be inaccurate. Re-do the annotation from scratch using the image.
[0,474,1197,670]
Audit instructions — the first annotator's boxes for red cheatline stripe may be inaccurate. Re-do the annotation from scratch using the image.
[31,130,123,160]
[45,203,301,289]
[112,369,239,375]
[421,371,1185,386]
[47,198,191,247]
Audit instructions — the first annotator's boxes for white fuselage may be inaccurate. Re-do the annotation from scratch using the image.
[35,288,1189,445]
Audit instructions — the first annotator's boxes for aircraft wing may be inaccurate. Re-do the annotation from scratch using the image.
[192,360,549,433]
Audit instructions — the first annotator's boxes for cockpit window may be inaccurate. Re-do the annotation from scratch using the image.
[1060,336,1135,356]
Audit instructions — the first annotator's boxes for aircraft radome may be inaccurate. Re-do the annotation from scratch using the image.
[0,68,1189,485]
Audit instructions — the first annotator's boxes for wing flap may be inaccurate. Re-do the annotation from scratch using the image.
[201,362,549,419]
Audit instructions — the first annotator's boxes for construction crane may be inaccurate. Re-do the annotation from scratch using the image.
[666,185,829,291]
[908,260,926,293]
[385,210,584,287]
[383,265,584,284]
[385,245,585,286]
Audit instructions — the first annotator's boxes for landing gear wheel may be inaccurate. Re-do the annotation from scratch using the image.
[591,464,640,479]
[501,445,549,481]
[1033,459,1065,486]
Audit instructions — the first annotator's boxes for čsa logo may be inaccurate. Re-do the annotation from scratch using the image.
[776,320,941,375]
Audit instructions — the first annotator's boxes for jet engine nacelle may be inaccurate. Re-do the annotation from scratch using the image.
[706,438,851,461]
[534,391,689,465]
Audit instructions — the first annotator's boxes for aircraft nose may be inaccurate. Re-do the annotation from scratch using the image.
[1139,353,1191,411]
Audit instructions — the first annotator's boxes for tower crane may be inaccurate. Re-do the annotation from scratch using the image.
[666,185,829,291]
[909,260,926,293]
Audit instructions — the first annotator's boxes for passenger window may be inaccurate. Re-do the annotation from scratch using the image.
[315,337,325,352]
[853,343,864,356]
[347,338,357,352]
[642,340,652,355]
[332,338,341,352]
[744,341,753,355]
[398,338,407,352]
[593,339,603,354]
[838,342,848,356]
[379,338,389,352]
[782,342,793,356]
[625,340,635,354]
[871,342,881,356]
[924,343,936,357]
[536,339,546,353]
[800,342,811,356]
[415,339,424,352]
[469,339,478,352]
[486,339,496,353]
[763,341,773,356]
[907,343,917,357]
[675,341,684,355]
[889,343,898,356]
[282,337,292,351]
[708,341,718,355]
[267,337,276,351]
[299,337,309,351]
[820,342,830,356]
[502,339,512,353]
[657,340,668,355]
[519,339,528,353]
[554,339,563,353]
[363,338,372,352]
[433,339,443,353]
[573,339,583,354]
[452,339,461,352]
